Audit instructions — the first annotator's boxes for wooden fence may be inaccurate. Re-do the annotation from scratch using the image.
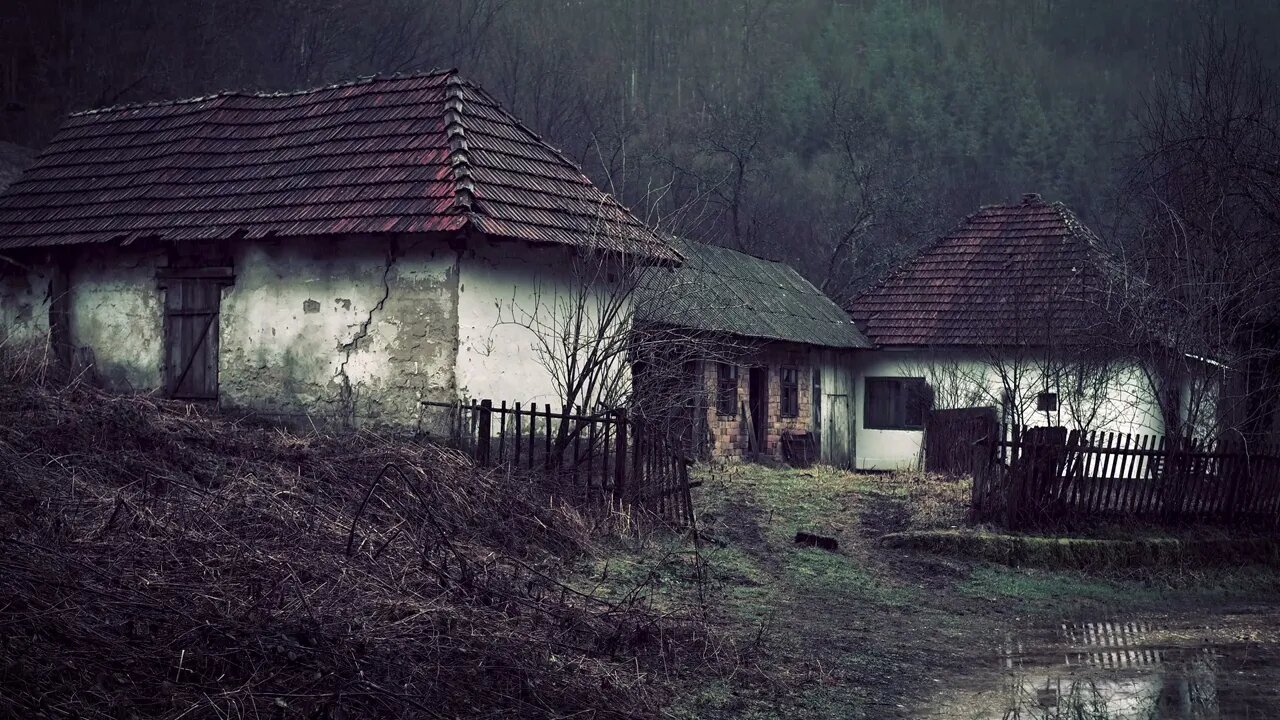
[972,425,1280,529]
[424,399,696,526]
[925,406,998,475]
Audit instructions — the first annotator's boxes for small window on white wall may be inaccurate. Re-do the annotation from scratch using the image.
[1037,392,1058,412]
[864,377,929,430]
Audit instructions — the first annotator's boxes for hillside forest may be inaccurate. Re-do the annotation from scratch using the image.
[1,1,1275,299]
[5,1,1280,435]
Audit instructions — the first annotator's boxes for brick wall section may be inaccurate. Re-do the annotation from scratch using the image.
[703,342,815,461]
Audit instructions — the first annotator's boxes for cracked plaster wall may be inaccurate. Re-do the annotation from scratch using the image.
[2,235,625,433]
[218,235,459,430]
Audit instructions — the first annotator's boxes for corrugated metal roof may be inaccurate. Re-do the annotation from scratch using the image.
[0,70,676,260]
[636,238,872,348]
[847,195,1112,347]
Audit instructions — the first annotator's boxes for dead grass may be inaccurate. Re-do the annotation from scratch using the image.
[0,375,711,719]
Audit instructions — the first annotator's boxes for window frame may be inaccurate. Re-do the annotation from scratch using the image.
[715,362,739,416]
[779,366,799,418]
[863,376,930,431]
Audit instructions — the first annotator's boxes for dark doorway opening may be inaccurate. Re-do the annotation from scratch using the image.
[748,366,768,455]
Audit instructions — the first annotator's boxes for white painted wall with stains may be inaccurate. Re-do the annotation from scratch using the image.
[217,234,462,429]
[1,246,165,387]
[0,235,628,433]
[852,348,1168,471]
[0,261,52,348]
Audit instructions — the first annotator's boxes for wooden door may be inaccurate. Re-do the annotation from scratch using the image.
[818,350,856,468]
[164,278,223,399]
[924,407,998,474]
[824,391,852,466]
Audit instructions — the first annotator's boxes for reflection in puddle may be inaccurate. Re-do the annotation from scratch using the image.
[926,618,1280,719]
[999,622,1216,719]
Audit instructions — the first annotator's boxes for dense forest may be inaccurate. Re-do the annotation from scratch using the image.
[2,0,1279,300]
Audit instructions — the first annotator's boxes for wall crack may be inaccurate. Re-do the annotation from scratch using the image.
[333,240,398,425]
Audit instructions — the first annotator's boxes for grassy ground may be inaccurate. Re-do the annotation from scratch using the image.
[581,463,1280,719]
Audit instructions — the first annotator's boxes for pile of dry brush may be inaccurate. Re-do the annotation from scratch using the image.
[0,376,709,719]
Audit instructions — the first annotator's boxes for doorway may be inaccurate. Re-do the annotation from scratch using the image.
[748,366,768,455]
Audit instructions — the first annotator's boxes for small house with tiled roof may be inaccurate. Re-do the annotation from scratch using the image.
[846,194,1170,470]
[0,70,676,429]
[636,238,871,467]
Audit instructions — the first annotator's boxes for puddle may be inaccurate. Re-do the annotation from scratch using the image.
[923,615,1280,719]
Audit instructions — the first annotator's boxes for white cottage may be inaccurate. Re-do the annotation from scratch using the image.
[0,71,676,430]
[847,194,1174,470]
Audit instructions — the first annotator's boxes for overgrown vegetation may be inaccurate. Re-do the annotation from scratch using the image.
[5,349,1279,718]
[0,374,713,718]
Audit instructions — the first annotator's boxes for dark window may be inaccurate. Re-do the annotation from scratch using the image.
[864,377,929,430]
[812,371,822,428]
[1037,392,1058,412]
[716,363,739,416]
[780,367,799,417]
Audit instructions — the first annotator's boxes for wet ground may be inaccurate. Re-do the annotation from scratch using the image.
[671,465,1280,719]
[920,611,1280,719]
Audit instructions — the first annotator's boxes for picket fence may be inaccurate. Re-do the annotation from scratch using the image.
[424,399,696,526]
[970,425,1280,529]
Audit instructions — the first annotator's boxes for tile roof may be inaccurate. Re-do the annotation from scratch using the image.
[636,237,872,349]
[0,70,676,260]
[848,194,1113,347]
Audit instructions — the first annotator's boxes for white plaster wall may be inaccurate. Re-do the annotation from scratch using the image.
[0,259,53,349]
[219,235,459,429]
[5,234,627,433]
[455,241,630,407]
[69,246,167,391]
[852,348,1168,471]
[2,247,165,390]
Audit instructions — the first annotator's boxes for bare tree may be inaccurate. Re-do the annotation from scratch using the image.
[1113,20,1280,441]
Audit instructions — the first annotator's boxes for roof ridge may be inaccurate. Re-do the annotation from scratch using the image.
[859,194,1061,298]
[443,74,476,214]
[847,204,987,313]
[69,68,457,118]
[457,78,657,233]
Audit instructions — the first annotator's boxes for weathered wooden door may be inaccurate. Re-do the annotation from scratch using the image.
[823,390,852,466]
[164,278,223,400]
[817,350,857,468]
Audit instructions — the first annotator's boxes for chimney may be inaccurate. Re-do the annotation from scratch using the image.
[1021,193,1042,205]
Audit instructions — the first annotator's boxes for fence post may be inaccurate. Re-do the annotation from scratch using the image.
[477,399,492,466]
[631,416,644,507]
[613,409,628,508]
[970,437,989,521]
